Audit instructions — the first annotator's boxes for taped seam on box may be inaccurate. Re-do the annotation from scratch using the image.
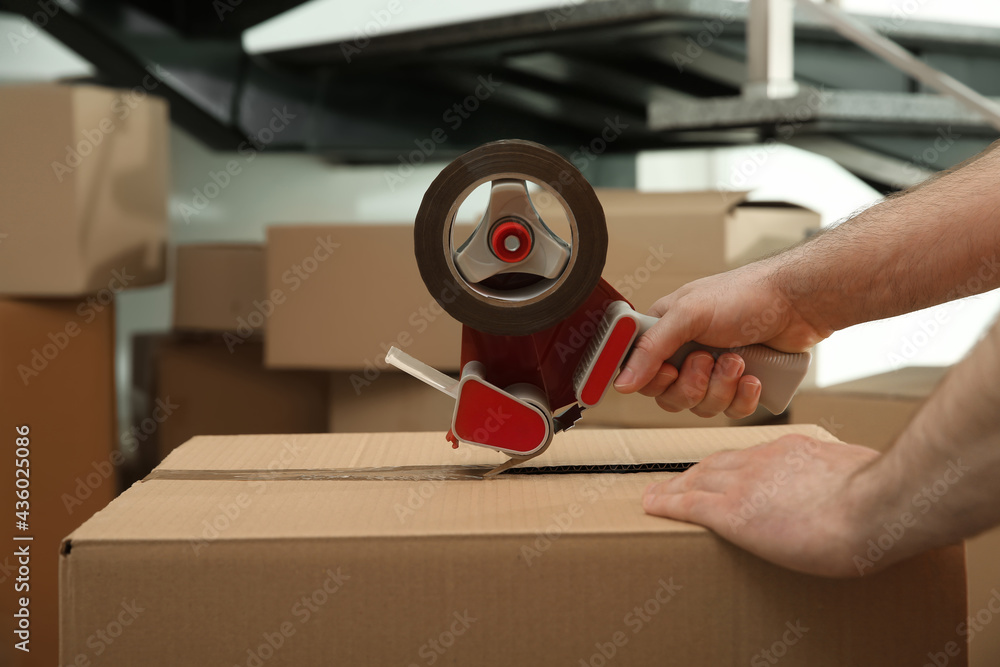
[143,461,696,482]
[505,462,693,475]
[144,466,489,482]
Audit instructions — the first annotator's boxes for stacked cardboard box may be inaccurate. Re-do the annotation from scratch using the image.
[167,238,453,441]
[117,244,333,480]
[0,83,169,666]
[173,244,266,332]
[264,224,465,433]
[264,224,463,371]
[264,190,819,431]
[593,189,819,313]
[789,366,943,448]
[327,371,456,433]
[1,300,118,667]
[59,425,968,666]
[791,366,998,667]
[130,333,329,467]
[0,84,169,295]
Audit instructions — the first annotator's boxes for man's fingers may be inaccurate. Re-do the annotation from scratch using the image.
[615,315,693,394]
[613,335,662,393]
[654,352,714,412]
[637,362,679,397]
[724,376,762,419]
[642,489,722,523]
[690,353,744,418]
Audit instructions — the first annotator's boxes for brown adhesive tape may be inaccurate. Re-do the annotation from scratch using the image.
[414,139,608,336]
[143,466,490,482]
[142,462,693,482]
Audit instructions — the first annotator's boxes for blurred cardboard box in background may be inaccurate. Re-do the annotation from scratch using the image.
[171,232,789,437]
[327,371,455,433]
[263,192,818,371]
[789,366,944,449]
[0,84,168,296]
[0,298,117,667]
[264,225,465,370]
[168,242,454,441]
[263,198,817,429]
[173,244,265,332]
[537,189,820,311]
[131,334,329,467]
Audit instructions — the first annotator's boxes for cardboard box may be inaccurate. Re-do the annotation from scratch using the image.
[173,244,265,331]
[726,201,820,267]
[967,528,1000,667]
[60,425,967,666]
[327,371,456,433]
[537,188,819,284]
[265,225,466,370]
[599,192,818,311]
[263,191,817,369]
[1,298,117,667]
[789,366,946,450]
[790,366,1000,667]
[138,334,329,462]
[0,84,169,296]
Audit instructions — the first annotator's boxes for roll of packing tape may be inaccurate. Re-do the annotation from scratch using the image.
[414,140,608,336]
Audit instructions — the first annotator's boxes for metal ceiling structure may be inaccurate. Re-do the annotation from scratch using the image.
[2,0,997,190]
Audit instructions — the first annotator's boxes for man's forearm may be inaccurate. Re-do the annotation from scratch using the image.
[766,141,1000,335]
[849,317,1000,564]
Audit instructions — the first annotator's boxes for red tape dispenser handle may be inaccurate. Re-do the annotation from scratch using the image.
[574,301,811,414]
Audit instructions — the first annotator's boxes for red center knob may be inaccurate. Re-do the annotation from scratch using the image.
[490,220,532,263]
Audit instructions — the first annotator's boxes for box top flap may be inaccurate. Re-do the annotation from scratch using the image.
[67,425,836,544]
[592,190,818,217]
[594,188,749,215]
[157,424,832,471]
